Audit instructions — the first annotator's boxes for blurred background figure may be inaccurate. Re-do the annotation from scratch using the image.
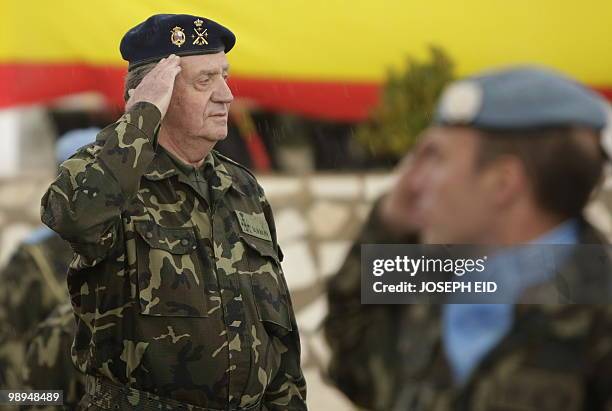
[22,302,84,410]
[1,2,612,409]
[0,128,97,407]
[324,66,612,410]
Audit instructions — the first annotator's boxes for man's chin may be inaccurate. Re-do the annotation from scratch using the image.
[211,125,229,140]
[199,129,228,142]
[422,229,452,245]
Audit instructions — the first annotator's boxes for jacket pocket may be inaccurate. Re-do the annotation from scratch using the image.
[134,221,208,317]
[240,233,293,336]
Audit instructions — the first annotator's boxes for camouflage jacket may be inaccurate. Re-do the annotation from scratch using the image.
[23,302,85,410]
[41,102,306,410]
[0,230,73,390]
[324,200,612,411]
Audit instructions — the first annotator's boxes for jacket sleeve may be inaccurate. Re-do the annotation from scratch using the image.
[323,196,419,411]
[40,102,161,267]
[259,190,308,410]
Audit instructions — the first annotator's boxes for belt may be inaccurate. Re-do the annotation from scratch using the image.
[84,375,263,411]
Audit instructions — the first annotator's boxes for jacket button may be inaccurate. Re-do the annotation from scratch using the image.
[181,238,189,246]
[145,232,153,239]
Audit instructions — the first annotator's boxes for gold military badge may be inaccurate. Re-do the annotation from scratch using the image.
[192,18,209,46]
[170,26,186,47]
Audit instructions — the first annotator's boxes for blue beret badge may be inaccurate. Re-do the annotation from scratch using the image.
[438,81,483,124]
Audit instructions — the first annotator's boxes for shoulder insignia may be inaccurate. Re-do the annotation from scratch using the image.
[213,150,257,180]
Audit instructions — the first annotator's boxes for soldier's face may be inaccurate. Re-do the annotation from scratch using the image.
[408,126,501,244]
[165,52,234,141]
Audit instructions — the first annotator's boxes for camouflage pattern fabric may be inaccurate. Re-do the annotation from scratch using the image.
[41,102,306,410]
[0,231,73,391]
[324,200,612,411]
[22,302,85,410]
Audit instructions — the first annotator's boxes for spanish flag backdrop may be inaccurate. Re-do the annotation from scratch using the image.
[1,1,611,121]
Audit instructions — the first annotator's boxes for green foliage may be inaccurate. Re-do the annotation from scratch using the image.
[356,46,455,158]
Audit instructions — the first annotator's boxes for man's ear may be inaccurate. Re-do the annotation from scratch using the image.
[486,155,528,207]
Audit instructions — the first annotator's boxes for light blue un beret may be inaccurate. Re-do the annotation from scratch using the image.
[56,127,100,164]
[434,65,612,157]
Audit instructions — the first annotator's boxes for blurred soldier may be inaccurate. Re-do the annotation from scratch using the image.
[41,14,306,411]
[0,129,97,392]
[324,66,612,410]
[23,303,85,410]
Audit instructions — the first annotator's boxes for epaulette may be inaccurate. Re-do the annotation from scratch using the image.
[213,150,258,181]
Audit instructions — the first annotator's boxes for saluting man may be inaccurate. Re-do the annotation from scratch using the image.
[41,14,306,411]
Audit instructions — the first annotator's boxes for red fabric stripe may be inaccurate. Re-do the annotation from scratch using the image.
[229,77,380,121]
[1,63,611,122]
[0,63,126,109]
[0,63,379,120]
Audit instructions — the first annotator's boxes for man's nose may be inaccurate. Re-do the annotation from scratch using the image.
[212,78,234,104]
[406,163,430,197]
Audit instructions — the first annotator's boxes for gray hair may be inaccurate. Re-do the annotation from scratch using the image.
[123,62,157,102]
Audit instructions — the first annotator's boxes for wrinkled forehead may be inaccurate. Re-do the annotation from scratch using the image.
[180,52,229,75]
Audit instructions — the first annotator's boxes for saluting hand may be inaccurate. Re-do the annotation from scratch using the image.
[125,54,182,118]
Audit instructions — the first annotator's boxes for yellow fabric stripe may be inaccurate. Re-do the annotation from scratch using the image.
[1,0,611,84]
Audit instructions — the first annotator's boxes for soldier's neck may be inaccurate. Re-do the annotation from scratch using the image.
[486,204,567,246]
[157,127,216,168]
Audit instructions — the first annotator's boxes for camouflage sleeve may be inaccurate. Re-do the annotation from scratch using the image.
[259,189,307,410]
[40,102,161,265]
[323,196,419,411]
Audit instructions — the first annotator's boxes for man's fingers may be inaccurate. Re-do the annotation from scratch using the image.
[160,65,181,81]
[151,56,180,78]
[163,54,179,63]
[150,55,180,74]
[166,55,181,68]
[152,55,174,71]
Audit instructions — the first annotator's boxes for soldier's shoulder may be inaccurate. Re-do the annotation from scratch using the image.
[214,151,256,178]
[61,140,102,163]
[214,151,262,191]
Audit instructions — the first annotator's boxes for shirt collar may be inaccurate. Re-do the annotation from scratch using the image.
[482,218,580,300]
[143,147,244,195]
[528,218,580,245]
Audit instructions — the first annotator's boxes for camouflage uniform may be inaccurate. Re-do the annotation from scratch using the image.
[0,229,73,390]
[22,302,85,410]
[41,102,307,410]
[324,200,612,411]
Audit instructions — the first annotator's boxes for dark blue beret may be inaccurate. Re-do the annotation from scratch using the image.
[434,66,609,132]
[120,14,236,69]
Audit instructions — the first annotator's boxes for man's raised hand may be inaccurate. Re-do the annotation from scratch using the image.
[126,54,181,118]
